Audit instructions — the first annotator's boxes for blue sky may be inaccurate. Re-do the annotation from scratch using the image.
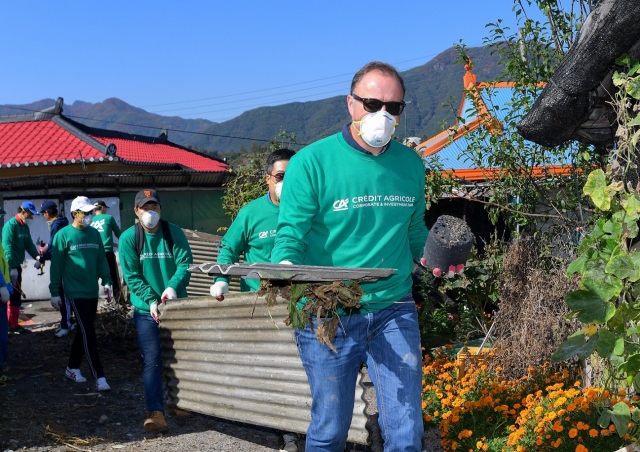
[0,1,545,123]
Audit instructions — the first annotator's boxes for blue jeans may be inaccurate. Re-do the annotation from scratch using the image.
[294,294,424,452]
[0,302,7,368]
[134,310,164,413]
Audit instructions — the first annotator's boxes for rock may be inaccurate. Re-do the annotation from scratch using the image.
[99,414,109,423]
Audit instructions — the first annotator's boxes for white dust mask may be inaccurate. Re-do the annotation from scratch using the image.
[275,181,283,199]
[82,215,93,227]
[353,110,397,148]
[141,210,160,229]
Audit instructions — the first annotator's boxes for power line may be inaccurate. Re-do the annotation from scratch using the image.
[0,104,305,145]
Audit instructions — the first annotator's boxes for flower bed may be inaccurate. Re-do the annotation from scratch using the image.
[422,346,639,451]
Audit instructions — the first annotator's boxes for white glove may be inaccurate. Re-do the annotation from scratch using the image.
[150,301,159,323]
[104,285,112,303]
[50,296,62,310]
[9,269,18,285]
[210,281,229,301]
[279,260,293,265]
[161,287,178,304]
[0,286,9,302]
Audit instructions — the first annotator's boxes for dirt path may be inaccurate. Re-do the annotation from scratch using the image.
[0,299,442,452]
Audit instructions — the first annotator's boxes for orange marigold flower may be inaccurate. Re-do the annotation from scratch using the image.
[567,402,577,412]
[552,422,563,433]
[600,429,609,436]
[575,445,588,452]
[588,429,598,438]
[569,428,578,438]
[552,438,562,448]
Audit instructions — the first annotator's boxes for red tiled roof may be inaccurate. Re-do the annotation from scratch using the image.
[0,121,105,167]
[0,116,229,173]
[90,136,228,172]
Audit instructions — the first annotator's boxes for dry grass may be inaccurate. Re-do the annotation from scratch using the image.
[491,236,581,379]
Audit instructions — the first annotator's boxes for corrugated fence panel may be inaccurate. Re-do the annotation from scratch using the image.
[183,229,242,294]
[159,294,369,444]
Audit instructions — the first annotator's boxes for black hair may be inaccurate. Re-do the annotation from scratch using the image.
[43,208,59,217]
[350,61,406,97]
[265,148,296,175]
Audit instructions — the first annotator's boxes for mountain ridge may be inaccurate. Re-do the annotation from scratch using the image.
[0,46,502,154]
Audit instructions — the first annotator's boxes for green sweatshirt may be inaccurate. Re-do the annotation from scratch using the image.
[120,221,193,313]
[90,213,122,252]
[2,215,39,268]
[49,225,112,299]
[215,194,279,292]
[270,132,429,313]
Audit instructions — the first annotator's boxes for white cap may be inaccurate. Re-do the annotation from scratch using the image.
[70,196,94,213]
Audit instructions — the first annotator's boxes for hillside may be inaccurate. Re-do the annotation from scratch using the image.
[0,46,502,154]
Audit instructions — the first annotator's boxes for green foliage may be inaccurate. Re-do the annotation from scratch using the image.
[556,55,640,436]
[418,237,505,348]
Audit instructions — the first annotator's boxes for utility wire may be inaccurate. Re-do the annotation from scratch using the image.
[0,104,305,145]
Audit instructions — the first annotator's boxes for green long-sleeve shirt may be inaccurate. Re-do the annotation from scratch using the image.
[120,221,193,313]
[90,213,122,252]
[215,194,279,292]
[2,215,39,268]
[49,225,112,299]
[270,132,429,313]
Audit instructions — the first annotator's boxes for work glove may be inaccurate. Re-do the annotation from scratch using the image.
[104,285,112,303]
[150,301,160,323]
[161,287,178,304]
[0,286,9,302]
[50,296,62,310]
[209,281,229,301]
[9,269,18,285]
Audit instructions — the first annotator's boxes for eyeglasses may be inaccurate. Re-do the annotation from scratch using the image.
[351,93,406,116]
[269,172,285,182]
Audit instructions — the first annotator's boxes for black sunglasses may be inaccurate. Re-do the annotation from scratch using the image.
[351,93,406,116]
[269,172,285,182]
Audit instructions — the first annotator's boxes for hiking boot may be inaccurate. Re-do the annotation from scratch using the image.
[55,328,70,338]
[144,411,168,432]
[96,377,111,391]
[280,432,298,452]
[173,408,192,417]
[65,367,87,383]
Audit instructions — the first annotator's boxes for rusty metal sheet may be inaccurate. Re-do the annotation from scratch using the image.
[189,262,395,283]
[158,293,371,444]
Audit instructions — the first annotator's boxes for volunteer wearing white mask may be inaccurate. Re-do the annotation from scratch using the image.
[1,201,42,333]
[119,189,193,433]
[270,62,428,452]
[211,148,295,296]
[49,195,113,392]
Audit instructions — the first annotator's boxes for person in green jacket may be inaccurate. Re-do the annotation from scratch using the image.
[91,200,122,301]
[210,148,296,296]
[270,62,429,452]
[2,201,42,333]
[49,196,113,392]
[0,206,14,379]
[119,189,193,433]
[209,148,300,452]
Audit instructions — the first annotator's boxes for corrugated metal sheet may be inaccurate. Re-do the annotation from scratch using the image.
[183,229,241,294]
[158,294,370,444]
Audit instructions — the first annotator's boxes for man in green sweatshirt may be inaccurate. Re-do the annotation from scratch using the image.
[2,201,42,333]
[119,189,193,433]
[209,148,300,452]
[210,148,296,297]
[270,62,429,452]
[49,196,113,392]
[91,200,122,301]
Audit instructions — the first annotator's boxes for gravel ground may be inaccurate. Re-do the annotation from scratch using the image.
[0,299,443,452]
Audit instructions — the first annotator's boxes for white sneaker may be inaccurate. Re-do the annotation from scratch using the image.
[96,377,111,391]
[55,328,70,338]
[65,367,87,383]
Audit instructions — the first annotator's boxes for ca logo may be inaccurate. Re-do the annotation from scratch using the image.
[258,231,268,239]
[333,199,349,212]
